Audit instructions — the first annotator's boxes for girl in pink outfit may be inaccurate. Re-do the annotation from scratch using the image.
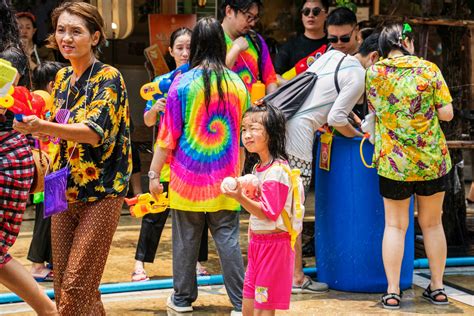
[223,103,303,315]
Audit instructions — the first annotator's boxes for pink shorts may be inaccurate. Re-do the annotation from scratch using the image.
[243,231,295,310]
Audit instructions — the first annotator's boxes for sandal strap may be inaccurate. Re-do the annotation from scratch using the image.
[428,288,447,300]
[382,293,401,304]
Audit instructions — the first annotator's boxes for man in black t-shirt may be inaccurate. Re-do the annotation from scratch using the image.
[274,0,329,78]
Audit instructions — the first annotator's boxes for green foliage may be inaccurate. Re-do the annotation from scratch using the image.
[335,0,358,13]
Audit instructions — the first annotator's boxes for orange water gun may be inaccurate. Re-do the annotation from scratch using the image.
[124,192,169,218]
[282,44,328,80]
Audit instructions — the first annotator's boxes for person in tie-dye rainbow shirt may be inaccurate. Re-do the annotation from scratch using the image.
[149,17,248,313]
[221,0,278,94]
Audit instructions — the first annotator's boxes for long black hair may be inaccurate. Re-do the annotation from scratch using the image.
[0,0,21,52]
[189,17,229,109]
[0,0,30,87]
[243,102,288,163]
[379,23,414,58]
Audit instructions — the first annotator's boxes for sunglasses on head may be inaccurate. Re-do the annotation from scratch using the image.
[301,7,323,17]
[327,25,357,44]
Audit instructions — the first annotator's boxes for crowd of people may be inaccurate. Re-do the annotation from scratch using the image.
[0,0,459,314]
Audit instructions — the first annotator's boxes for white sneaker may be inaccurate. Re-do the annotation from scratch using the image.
[230,310,242,316]
[167,295,193,313]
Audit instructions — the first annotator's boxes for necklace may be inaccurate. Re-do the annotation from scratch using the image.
[259,157,274,168]
[50,59,97,144]
[64,59,97,115]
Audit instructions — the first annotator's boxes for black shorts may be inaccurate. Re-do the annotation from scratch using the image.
[131,142,141,174]
[379,173,450,200]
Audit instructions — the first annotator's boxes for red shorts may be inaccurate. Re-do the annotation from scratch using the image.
[243,231,295,310]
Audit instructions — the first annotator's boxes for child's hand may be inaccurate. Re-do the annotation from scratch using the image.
[152,98,166,114]
[222,178,243,200]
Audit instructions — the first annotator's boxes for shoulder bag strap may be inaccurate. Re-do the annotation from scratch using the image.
[334,55,347,94]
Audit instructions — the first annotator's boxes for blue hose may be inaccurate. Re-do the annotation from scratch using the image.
[0,268,316,305]
[413,257,474,269]
[1,258,473,305]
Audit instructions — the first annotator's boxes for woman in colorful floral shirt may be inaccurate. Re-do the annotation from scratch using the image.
[14,2,131,314]
[366,23,453,309]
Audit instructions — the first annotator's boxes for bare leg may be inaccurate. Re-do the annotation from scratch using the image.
[417,192,447,300]
[130,172,143,196]
[134,260,144,271]
[255,309,275,316]
[467,182,474,202]
[292,234,304,284]
[242,298,254,316]
[0,258,57,315]
[382,197,410,304]
[31,262,47,274]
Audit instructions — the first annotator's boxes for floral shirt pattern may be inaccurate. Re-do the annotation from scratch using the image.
[51,62,132,203]
[366,55,452,181]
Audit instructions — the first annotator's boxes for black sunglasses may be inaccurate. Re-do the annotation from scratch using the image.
[301,7,323,17]
[327,26,357,44]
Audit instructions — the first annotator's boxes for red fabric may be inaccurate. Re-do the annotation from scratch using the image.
[0,131,34,268]
[258,180,289,221]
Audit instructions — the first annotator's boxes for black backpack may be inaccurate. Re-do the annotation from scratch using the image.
[263,55,346,121]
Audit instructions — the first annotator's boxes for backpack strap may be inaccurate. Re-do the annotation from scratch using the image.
[263,162,303,250]
[334,54,347,94]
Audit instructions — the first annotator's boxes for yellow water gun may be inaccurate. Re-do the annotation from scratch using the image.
[124,192,169,218]
[0,58,17,101]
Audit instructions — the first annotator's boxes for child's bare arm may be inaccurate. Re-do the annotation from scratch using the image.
[223,180,268,220]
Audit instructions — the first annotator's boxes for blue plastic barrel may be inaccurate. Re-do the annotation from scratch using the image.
[315,136,414,293]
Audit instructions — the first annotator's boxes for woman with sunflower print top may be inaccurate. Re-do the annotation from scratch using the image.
[366,24,453,310]
[14,2,131,314]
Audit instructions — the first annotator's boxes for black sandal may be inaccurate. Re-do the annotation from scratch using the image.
[381,292,402,309]
[422,285,449,305]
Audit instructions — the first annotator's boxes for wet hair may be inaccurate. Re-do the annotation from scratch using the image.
[359,27,374,40]
[0,48,29,87]
[47,2,107,57]
[0,0,22,52]
[0,48,28,77]
[326,7,357,27]
[358,33,380,56]
[242,102,288,162]
[33,61,65,90]
[165,27,192,69]
[189,17,229,109]
[300,0,330,12]
[220,0,262,18]
[0,1,30,87]
[379,23,414,58]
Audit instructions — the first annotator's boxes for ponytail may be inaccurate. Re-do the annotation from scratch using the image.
[379,23,413,58]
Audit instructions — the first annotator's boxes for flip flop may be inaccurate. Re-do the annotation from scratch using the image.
[32,268,52,282]
[196,266,210,276]
[131,268,150,282]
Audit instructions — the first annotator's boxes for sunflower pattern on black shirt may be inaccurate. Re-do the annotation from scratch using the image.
[50,62,132,203]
